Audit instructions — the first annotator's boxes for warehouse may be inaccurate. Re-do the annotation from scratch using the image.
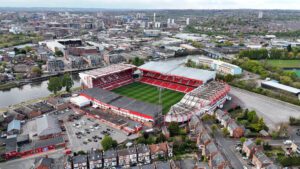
[261,80,300,100]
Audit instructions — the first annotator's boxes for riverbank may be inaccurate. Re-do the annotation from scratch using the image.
[2,86,82,111]
[0,82,19,90]
[0,66,102,91]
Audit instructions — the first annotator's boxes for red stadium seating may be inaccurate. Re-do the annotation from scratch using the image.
[92,69,134,90]
[140,70,204,93]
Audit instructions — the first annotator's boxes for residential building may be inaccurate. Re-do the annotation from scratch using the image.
[136,144,151,164]
[209,152,229,169]
[47,97,69,111]
[252,151,273,169]
[204,141,218,157]
[215,109,244,138]
[197,132,212,149]
[88,149,103,169]
[227,120,244,138]
[117,147,137,167]
[73,155,88,169]
[149,142,172,160]
[103,149,118,168]
[242,139,257,158]
[34,157,54,169]
[220,114,231,127]
[46,59,64,72]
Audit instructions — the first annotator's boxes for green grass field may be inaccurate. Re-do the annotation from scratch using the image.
[112,82,184,114]
[265,60,300,68]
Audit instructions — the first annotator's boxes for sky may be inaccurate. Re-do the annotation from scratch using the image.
[0,0,299,9]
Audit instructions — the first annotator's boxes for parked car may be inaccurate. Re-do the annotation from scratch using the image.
[284,140,293,145]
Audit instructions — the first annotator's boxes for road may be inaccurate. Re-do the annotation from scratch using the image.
[229,87,300,130]
[205,123,244,169]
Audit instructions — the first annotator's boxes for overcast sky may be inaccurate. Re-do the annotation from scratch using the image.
[0,0,299,9]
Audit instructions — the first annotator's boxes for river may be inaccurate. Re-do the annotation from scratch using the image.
[0,75,81,108]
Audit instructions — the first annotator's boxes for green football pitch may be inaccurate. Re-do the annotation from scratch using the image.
[112,82,185,115]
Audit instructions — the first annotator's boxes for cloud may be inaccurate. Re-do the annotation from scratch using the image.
[0,0,299,9]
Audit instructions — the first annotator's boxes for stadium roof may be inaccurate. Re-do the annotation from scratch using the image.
[81,87,120,103]
[79,63,136,78]
[81,88,162,118]
[139,61,216,83]
[262,80,300,94]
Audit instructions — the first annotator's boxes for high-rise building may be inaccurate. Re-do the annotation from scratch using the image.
[153,13,156,23]
[167,18,171,24]
[186,18,190,25]
[258,11,263,19]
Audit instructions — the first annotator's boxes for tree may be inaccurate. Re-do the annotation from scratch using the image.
[224,74,234,82]
[62,74,74,92]
[16,74,22,80]
[47,77,62,95]
[287,45,292,52]
[255,138,263,145]
[240,137,246,143]
[31,67,42,76]
[168,122,180,137]
[191,41,204,48]
[101,135,117,151]
[54,49,64,57]
[131,57,144,66]
[156,133,166,143]
[211,124,218,134]
[222,128,229,136]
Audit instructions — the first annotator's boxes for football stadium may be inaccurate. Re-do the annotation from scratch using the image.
[112,82,185,115]
[77,61,231,124]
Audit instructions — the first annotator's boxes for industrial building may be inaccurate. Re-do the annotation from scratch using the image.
[261,80,300,100]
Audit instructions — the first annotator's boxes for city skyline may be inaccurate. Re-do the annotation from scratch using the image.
[0,0,299,9]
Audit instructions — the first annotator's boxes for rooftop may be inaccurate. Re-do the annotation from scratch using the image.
[139,61,216,83]
[103,149,117,159]
[81,88,162,118]
[73,155,87,164]
[7,119,21,132]
[79,63,136,79]
[36,115,62,137]
[262,80,300,94]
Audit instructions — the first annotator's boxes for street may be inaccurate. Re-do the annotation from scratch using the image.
[205,123,244,169]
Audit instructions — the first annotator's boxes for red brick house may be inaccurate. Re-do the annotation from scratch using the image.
[227,120,244,138]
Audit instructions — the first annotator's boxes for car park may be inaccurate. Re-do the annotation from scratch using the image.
[65,114,131,152]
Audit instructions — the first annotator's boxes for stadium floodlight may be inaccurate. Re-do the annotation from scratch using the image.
[157,86,163,115]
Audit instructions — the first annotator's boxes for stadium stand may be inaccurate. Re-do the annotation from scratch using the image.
[138,61,216,93]
[165,81,231,123]
[79,64,137,90]
[80,88,162,122]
